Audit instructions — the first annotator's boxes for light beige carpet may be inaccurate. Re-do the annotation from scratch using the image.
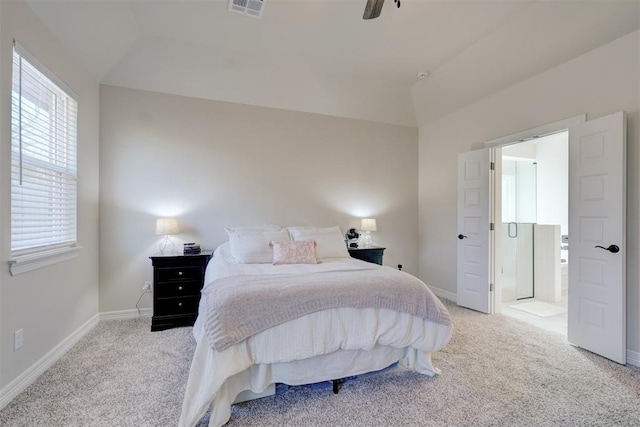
[0,300,638,427]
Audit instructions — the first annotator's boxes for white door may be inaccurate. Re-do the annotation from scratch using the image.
[568,111,626,364]
[457,148,492,313]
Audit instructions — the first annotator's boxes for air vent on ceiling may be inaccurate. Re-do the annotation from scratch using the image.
[228,0,266,19]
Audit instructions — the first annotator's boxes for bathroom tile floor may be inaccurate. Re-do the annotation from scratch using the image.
[502,296,568,337]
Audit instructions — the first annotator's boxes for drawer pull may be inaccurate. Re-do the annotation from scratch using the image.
[178,271,183,276]
[178,302,183,307]
[178,286,183,290]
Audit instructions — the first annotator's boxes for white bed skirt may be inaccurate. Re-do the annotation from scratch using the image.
[180,305,451,427]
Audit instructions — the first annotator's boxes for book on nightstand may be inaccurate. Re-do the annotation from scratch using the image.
[183,242,201,255]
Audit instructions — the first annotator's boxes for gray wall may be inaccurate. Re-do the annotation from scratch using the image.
[417,31,639,354]
[99,85,419,313]
[0,1,100,390]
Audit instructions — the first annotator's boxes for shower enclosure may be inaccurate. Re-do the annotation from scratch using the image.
[501,158,537,302]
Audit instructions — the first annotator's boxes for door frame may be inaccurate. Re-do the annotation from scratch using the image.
[484,114,586,314]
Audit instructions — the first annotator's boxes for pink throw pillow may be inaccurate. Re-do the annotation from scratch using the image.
[271,240,318,265]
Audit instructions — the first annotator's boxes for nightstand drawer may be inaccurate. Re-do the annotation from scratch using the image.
[154,296,200,316]
[157,266,202,282]
[348,247,385,265]
[155,280,202,298]
[354,252,383,264]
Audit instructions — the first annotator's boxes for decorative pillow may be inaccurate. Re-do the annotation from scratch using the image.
[271,240,317,265]
[288,226,349,259]
[228,228,290,263]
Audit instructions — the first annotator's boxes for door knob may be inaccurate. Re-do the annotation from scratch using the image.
[458,234,468,240]
[595,244,620,253]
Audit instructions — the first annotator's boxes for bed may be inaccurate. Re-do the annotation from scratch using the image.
[179,226,453,427]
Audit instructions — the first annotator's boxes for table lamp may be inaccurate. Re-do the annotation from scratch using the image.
[360,218,377,247]
[156,218,179,254]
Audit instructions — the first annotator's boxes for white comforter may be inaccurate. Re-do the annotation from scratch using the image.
[179,244,453,427]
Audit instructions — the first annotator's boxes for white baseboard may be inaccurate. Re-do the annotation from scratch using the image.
[428,285,457,303]
[99,308,152,321]
[627,349,640,367]
[0,314,99,411]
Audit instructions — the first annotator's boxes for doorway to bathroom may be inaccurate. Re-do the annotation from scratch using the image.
[458,112,626,363]
[498,131,569,335]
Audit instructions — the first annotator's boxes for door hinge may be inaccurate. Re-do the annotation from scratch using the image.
[490,162,495,170]
[490,223,494,231]
[490,283,495,291]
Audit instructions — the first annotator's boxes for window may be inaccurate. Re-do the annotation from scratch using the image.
[9,43,79,273]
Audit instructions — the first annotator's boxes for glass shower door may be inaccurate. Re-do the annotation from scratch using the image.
[501,158,537,301]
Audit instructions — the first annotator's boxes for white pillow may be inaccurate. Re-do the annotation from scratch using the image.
[288,226,349,259]
[286,226,318,233]
[225,224,281,234]
[228,228,290,263]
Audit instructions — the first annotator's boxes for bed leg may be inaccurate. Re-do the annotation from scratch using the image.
[332,379,341,394]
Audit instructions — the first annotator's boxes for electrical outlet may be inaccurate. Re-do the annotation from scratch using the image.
[142,281,152,293]
[14,329,23,351]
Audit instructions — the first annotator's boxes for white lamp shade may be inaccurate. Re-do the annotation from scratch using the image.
[155,218,179,235]
[360,218,377,232]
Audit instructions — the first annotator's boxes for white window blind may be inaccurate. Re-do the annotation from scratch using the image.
[11,43,78,256]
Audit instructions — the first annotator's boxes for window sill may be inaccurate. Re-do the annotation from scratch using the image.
[8,246,83,276]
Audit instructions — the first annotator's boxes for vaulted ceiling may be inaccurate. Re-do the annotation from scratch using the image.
[25,0,640,127]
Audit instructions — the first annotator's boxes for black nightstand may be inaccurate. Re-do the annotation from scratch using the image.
[149,251,213,331]
[348,246,385,265]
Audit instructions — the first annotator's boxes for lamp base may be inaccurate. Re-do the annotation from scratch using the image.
[362,231,373,247]
[159,235,176,254]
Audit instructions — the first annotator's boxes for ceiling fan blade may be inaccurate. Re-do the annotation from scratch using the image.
[363,0,384,20]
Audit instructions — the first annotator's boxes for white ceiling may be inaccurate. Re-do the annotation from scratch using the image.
[25,0,640,127]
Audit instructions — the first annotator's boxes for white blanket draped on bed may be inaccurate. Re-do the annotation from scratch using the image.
[179,243,453,427]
